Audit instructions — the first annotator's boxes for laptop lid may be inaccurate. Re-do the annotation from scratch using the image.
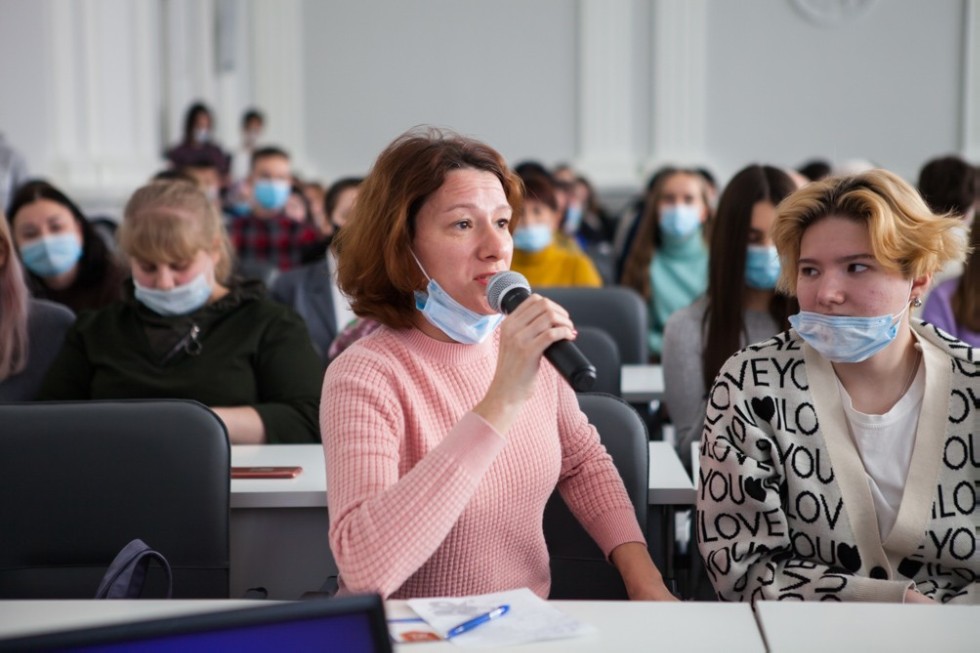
[0,595,392,653]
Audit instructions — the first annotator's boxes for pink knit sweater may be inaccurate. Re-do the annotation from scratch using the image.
[320,324,645,599]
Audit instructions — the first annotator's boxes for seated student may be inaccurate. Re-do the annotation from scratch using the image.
[921,220,980,347]
[619,168,713,360]
[228,146,319,273]
[663,165,798,466]
[0,212,74,401]
[271,177,364,366]
[8,180,128,314]
[509,172,603,288]
[697,169,978,604]
[916,154,976,287]
[321,128,675,601]
[165,101,231,181]
[38,179,321,444]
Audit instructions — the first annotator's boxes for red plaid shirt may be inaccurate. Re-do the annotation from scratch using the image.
[229,213,320,272]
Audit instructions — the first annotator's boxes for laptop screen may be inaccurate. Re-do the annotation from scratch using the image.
[0,595,392,653]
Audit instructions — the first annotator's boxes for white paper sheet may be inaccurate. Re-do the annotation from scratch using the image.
[407,587,596,648]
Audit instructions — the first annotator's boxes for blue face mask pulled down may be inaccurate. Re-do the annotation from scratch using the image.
[513,224,553,253]
[19,233,83,277]
[412,254,502,344]
[789,298,911,363]
[744,245,781,290]
[659,204,702,241]
[135,273,213,316]
[253,180,290,211]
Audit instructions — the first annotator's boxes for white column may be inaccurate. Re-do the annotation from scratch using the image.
[647,0,708,174]
[44,0,163,214]
[250,0,312,177]
[162,0,219,145]
[575,0,639,188]
[963,0,980,159]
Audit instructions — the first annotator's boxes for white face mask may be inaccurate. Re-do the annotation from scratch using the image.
[135,273,213,316]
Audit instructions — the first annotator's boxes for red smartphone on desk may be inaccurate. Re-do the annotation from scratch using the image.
[231,466,303,479]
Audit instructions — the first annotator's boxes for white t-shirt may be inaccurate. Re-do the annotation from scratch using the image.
[837,359,926,540]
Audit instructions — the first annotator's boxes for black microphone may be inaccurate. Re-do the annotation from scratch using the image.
[486,271,596,392]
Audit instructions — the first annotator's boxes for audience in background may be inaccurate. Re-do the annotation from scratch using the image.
[181,158,223,213]
[38,179,321,444]
[230,108,265,183]
[797,158,832,182]
[663,165,798,466]
[0,132,29,214]
[322,128,674,601]
[698,169,977,604]
[228,146,319,276]
[165,102,231,181]
[509,172,602,288]
[272,176,363,366]
[922,219,980,346]
[8,180,128,313]
[0,211,75,401]
[620,168,712,360]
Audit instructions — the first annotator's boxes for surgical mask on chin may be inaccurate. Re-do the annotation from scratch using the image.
[744,244,781,290]
[253,180,291,211]
[411,253,502,344]
[789,288,913,363]
[659,204,702,240]
[135,273,213,316]
[19,233,83,277]
[513,224,553,252]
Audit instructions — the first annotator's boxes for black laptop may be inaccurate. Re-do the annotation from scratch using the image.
[0,595,392,652]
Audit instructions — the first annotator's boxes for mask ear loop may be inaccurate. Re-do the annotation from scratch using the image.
[409,251,432,282]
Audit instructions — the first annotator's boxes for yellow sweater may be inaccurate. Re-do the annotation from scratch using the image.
[511,243,603,288]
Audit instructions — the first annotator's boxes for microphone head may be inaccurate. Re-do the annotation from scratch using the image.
[486,271,530,313]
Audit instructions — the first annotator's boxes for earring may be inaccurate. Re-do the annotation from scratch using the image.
[912,296,922,308]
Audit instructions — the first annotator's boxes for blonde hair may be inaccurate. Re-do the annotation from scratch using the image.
[0,213,29,380]
[772,169,969,295]
[119,180,234,283]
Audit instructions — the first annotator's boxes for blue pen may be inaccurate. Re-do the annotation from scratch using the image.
[446,604,510,639]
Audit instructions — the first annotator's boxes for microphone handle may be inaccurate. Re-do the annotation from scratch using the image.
[500,287,596,392]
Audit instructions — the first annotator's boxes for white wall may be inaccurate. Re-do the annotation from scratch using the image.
[0,0,976,216]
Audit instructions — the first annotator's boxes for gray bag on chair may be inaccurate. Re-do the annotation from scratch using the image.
[95,539,173,599]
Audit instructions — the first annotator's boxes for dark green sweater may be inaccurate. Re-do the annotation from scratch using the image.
[38,281,322,443]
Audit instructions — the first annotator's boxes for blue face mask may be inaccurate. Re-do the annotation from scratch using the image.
[513,224,553,252]
[563,205,584,234]
[659,204,702,241]
[412,254,503,344]
[789,292,912,363]
[253,180,290,211]
[227,201,252,217]
[20,233,83,277]
[745,245,781,290]
[134,273,213,316]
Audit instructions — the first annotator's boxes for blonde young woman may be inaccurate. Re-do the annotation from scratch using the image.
[0,213,74,401]
[697,170,978,604]
[38,179,321,444]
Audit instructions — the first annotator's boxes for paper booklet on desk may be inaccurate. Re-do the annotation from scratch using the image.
[404,587,595,648]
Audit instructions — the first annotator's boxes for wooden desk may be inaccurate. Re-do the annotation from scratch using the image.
[0,600,766,653]
[755,601,980,653]
[621,364,664,403]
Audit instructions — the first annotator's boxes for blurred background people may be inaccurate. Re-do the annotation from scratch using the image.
[0,211,75,401]
[165,102,231,183]
[619,168,713,361]
[38,179,321,444]
[663,164,798,465]
[509,172,602,288]
[8,180,128,313]
[230,108,265,184]
[921,219,980,346]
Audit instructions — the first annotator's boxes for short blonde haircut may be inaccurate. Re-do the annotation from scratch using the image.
[772,169,969,295]
[119,179,234,283]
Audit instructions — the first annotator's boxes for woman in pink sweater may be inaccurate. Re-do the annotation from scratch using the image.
[321,128,674,601]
